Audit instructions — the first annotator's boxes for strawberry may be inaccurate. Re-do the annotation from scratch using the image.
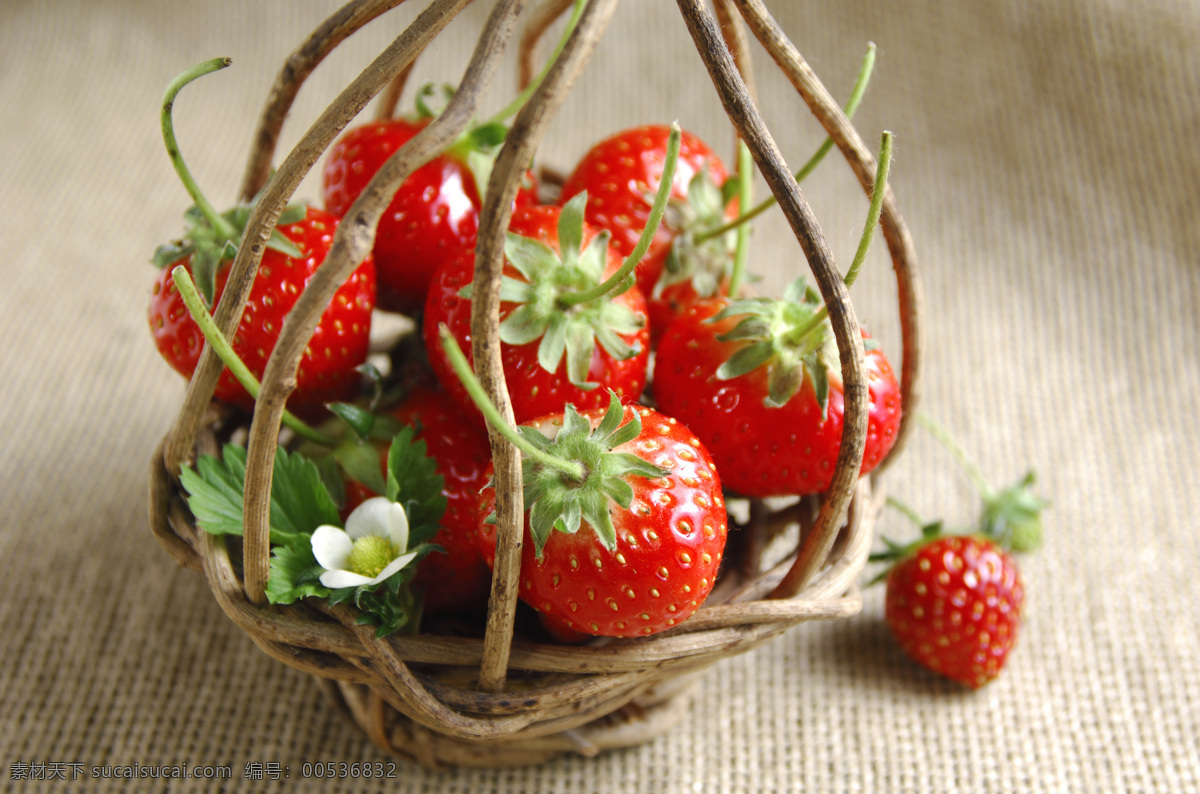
[873,419,1047,688]
[336,388,495,612]
[559,124,738,336]
[149,206,375,417]
[148,60,375,418]
[652,281,901,497]
[423,195,650,427]
[322,109,536,315]
[881,533,1025,689]
[477,396,728,638]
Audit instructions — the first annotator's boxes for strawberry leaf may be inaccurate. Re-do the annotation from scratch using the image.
[334,441,387,497]
[385,427,447,548]
[180,443,339,546]
[266,542,330,604]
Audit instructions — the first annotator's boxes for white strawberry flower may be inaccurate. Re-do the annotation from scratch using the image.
[310,496,418,589]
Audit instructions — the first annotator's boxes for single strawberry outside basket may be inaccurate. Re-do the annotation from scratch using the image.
[148,0,922,769]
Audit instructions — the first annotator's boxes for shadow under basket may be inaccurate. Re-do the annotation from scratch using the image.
[147,0,921,770]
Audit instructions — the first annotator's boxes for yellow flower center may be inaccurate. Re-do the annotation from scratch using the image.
[347,536,397,578]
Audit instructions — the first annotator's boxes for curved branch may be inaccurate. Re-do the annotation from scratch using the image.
[674,0,868,598]
[240,0,524,606]
[163,0,472,478]
[474,0,620,695]
[732,0,924,472]
[239,0,410,202]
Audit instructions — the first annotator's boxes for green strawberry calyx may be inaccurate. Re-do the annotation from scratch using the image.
[709,277,844,414]
[495,394,669,559]
[655,167,738,302]
[435,328,669,561]
[153,57,305,307]
[461,192,646,390]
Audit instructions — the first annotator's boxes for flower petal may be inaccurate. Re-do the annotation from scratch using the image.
[310,526,353,572]
[368,551,420,586]
[319,569,376,589]
[345,496,393,540]
[387,501,410,553]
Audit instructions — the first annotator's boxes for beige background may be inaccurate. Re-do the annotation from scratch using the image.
[2,0,1198,791]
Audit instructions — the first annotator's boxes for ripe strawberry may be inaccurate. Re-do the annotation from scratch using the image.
[559,124,738,336]
[149,59,375,418]
[423,195,650,427]
[477,396,728,638]
[337,388,495,612]
[882,534,1025,688]
[149,207,375,418]
[322,114,536,315]
[652,281,901,497]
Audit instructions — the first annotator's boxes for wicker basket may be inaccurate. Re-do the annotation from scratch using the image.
[147,0,922,769]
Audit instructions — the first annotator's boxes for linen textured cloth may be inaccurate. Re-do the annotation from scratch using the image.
[1,0,1197,791]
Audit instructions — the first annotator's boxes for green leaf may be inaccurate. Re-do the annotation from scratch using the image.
[580,489,617,551]
[591,392,626,442]
[276,203,308,226]
[266,542,330,605]
[266,227,303,259]
[503,232,558,280]
[603,451,669,481]
[329,402,376,439]
[467,121,510,150]
[385,427,447,547]
[498,275,535,304]
[564,321,597,389]
[499,303,551,346]
[721,174,741,206]
[191,247,220,308]
[313,454,346,511]
[782,277,809,305]
[575,229,611,282]
[334,441,386,497]
[180,447,249,536]
[600,477,634,510]
[518,425,554,451]
[152,241,194,269]
[560,404,591,438]
[716,341,774,380]
[270,446,343,540]
[180,444,339,546]
[558,191,588,266]
[466,148,496,204]
[537,312,569,374]
[716,316,771,343]
[709,298,769,323]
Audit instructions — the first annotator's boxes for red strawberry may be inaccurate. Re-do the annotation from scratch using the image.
[477,397,728,638]
[338,388,495,612]
[652,282,901,497]
[322,115,537,315]
[149,59,375,418]
[423,196,650,427]
[882,534,1025,688]
[559,124,738,336]
[149,206,376,418]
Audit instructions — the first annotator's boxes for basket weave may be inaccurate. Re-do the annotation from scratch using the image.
[147,0,922,768]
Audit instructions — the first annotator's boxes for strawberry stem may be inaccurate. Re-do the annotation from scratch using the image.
[914,411,995,499]
[694,42,876,245]
[161,58,238,241]
[487,0,587,125]
[170,266,337,447]
[726,139,754,297]
[790,130,893,339]
[559,124,682,308]
[436,324,586,481]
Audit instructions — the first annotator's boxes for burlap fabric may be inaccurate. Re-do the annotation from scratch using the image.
[2,0,1197,791]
